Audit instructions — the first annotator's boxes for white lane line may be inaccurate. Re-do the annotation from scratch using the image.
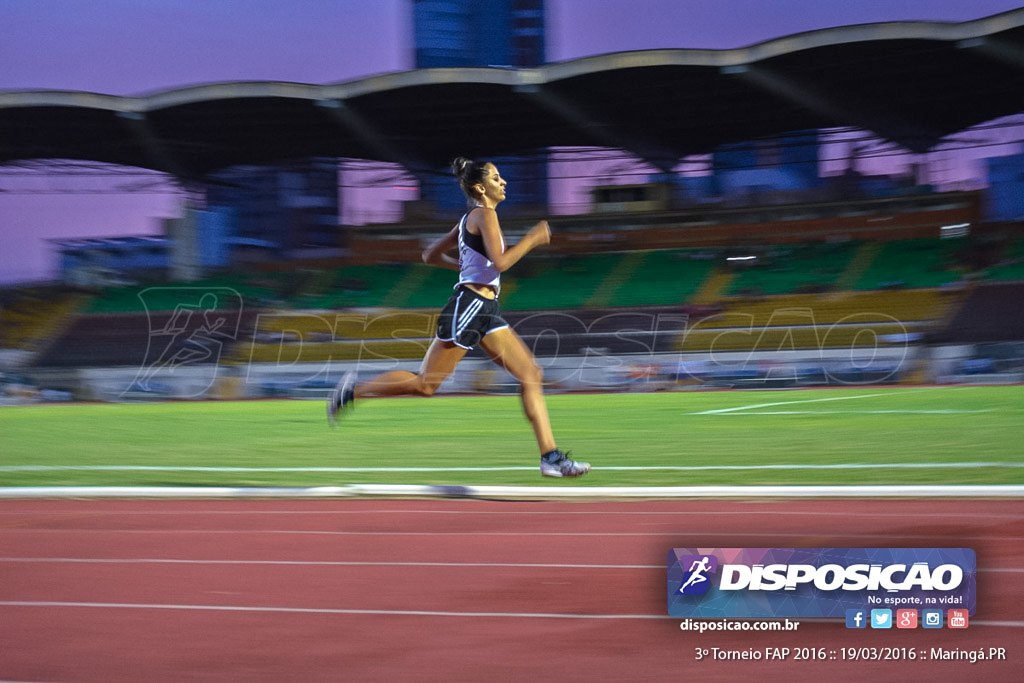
[2,509,1020,520]
[698,410,996,415]
[1,465,530,472]
[0,529,1018,541]
[0,557,657,569]
[690,391,899,414]
[4,484,1022,500]
[0,600,669,620]
[1,601,1022,627]
[685,388,996,416]
[3,462,1021,473]
[1,557,1020,573]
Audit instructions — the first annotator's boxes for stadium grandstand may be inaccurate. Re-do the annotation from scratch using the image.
[2,10,1024,401]
[4,190,1022,400]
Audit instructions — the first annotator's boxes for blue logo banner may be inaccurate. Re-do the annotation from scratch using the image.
[667,548,976,619]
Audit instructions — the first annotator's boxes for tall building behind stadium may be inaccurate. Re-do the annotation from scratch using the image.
[412,0,550,215]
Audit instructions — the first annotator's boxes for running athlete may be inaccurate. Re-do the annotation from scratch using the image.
[327,157,590,478]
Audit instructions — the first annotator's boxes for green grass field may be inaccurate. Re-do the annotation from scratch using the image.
[1,386,1022,488]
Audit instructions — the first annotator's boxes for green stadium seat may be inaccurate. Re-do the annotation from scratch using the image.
[852,239,963,290]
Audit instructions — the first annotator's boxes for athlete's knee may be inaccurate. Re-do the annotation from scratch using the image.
[521,361,544,387]
[414,375,442,397]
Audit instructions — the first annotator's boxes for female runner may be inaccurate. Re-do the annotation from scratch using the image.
[328,157,589,477]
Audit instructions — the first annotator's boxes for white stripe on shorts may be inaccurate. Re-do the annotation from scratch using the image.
[449,291,467,337]
[455,298,483,337]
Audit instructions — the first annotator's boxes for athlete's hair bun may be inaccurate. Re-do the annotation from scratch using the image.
[451,156,473,179]
[451,156,490,202]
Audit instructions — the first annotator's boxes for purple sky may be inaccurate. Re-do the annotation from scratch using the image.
[2,0,1022,283]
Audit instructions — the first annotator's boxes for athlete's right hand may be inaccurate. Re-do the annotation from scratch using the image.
[529,220,551,247]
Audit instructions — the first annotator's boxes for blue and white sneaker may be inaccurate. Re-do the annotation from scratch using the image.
[327,372,355,428]
[540,450,590,478]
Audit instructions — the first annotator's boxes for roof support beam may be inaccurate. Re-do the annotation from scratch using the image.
[116,110,195,181]
[315,99,433,184]
[724,64,941,153]
[514,84,680,173]
[958,36,1024,71]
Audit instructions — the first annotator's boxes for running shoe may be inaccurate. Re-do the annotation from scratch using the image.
[540,449,590,478]
[327,371,355,428]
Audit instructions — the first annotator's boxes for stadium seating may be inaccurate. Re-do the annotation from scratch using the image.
[290,264,413,309]
[985,236,1024,281]
[504,306,687,357]
[852,238,965,290]
[499,254,617,310]
[24,230,1022,372]
[725,241,857,296]
[690,289,954,328]
[86,276,275,313]
[381,266,457,309]
[230,309,439,364]
[934,282,1024,343]
[680,322,914,353]
[605,250,716,307]
[0,290,86,354]
[34,309,263,368]
[239,337,430,364]
[678,289,963,352]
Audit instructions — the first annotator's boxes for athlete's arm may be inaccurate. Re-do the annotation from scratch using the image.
[422,225,460,271]
[476,209,550,273]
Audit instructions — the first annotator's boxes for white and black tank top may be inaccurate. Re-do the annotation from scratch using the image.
[456,207,502,292]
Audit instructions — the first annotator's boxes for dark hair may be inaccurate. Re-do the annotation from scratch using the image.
[451,156,489,200]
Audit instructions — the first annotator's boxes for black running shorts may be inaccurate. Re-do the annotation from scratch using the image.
[436,286,509,350]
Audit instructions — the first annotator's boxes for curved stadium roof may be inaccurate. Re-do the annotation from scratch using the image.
[1,9,1023,180]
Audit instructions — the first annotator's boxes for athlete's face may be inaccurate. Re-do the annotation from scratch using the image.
[475,163,507,204]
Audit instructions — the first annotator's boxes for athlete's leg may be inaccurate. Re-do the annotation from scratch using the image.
[479,327,556,454]
[354,338,467,398]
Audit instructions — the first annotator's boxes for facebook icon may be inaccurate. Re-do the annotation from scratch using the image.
[846,609,867,629]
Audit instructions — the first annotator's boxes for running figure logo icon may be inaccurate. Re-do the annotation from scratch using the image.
[127,287,243,398]
[677,555,718,595]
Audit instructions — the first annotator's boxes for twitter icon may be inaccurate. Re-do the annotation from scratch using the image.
[870,609,893,629]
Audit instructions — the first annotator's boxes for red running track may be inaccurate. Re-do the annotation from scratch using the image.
[0,498,1021,682]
